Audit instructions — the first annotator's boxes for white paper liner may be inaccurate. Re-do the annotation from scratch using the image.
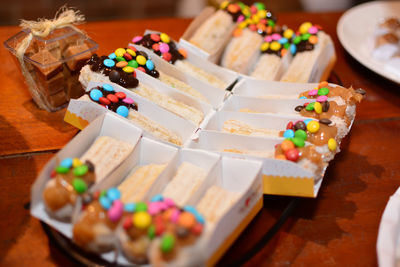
[377,186,400,267]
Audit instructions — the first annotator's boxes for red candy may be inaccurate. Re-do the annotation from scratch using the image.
[123,217,132,230]
[150,33,161,42]
[303,102,309,107]
[249,24,257,31]
[132,71,136,78]
[127,44,137,51]
[152,43,160,51]
[137,67,146,73]
[285,148,300,162]
[162,52,172,61]
[50,170,56,178]
[93,191,100,200]
[107,94,118,103]
[191,223,203,235]
[99,97,111,105]
[155,222,165,235]
[115,91,126,99]
[100,104,107,108]
[286,121,293,130]
[123,53,133,61]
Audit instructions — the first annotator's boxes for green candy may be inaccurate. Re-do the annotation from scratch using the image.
[73,178,87,194]
[74,165,88,177]
[148,224,156,240]
[292,137,305,148]
[284,42,290,49]
[301,33,311,41]
[318,87,329,96]
[295,129,307,141]
[160,234,175,253]
[100,190,107,198]
[238,2,246,9]
[293,36,301,44]
[116,56,126,62]
[254,2,265,10]
[56,166,69,174]
[136,202,148,212]
[305,102,315,111]
[128,60,139,68]
[268,20,275,27]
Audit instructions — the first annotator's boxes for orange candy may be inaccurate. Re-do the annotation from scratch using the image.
[233,28,243,37]
[318,81,329,88]
[256,23,266,32]
[281,139,295,152]
[275,154,286,160]
[178,212,196,228]
[227,4,240,13]
[309,35,318,44]
[281,48,287,57]
[178,48,187,59]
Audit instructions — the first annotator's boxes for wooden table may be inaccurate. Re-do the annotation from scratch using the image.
[1,12,399,266]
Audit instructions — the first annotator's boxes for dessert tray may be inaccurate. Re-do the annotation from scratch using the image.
[337,1,400,84]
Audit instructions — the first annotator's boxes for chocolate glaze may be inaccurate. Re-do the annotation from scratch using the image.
[134,34,184,64]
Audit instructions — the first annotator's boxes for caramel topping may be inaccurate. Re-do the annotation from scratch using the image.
[42,178,75,211]
[298,146,323,164]
[299,85,364,105]
[307,123,337,146]
[300,101,346,121]
[73,202,118,247]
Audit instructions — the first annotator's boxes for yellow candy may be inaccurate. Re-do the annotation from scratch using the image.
[260,42,269,52]
[245,18,252,25]
[283,29,294,39]
[307,121,320,133]
[115,48,126,57]
[126,48,136,57]
[238,21,248,29]
[314,102,322,114]
[160,33,170,43]
[136,55,146,65]
[257,10,267,19]
[133,212,152,229]
[251,14,260,24]
[122,66,134,73]
[299,22,312,34]
[242,7,251,18]
[72,158,82,168]
[220,0,229,9]
[270,41,281,51]
[328,138,337,151]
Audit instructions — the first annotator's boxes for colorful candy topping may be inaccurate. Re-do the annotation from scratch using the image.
[87,47,159,88]
[53,158,95,194]
[132,33,186,64]
[86,85,138,118]
[292,22,322,53]
[260,28,296,57]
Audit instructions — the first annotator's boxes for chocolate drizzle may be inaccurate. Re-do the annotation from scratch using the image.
[134,34,184,64]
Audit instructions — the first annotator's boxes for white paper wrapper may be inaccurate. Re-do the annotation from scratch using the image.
[31,113,143,237]
[377,186,400,267]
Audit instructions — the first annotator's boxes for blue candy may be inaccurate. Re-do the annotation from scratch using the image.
[116,106,129,118]
[299,96,307,99]
[184,205,205,224]
[89,89,103,101]
[103,84,114,92]
[283,129,295,138]
[194,213,205,224]
[124,203,136,212]
[99,196,112,210]
[60,158,73,168]
[290,44,297,55]
[278,37,288,44]
[107,187,121,201]
[303,119,313,126]
[108,53,116,60]
[150,194,164,202]
[103,58,115,68]
[146,60,154,71]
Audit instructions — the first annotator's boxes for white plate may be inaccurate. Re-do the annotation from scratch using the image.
[377,186,400,267]
[337,1,400,84]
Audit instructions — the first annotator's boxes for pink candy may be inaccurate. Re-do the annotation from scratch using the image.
[108,200,123,222]
[264,36,273,43]
[237,15,245,23]
[308,89,318,96]
[159,43,169,54]
[148,202,161,215]
[164,198,175,208]
[132,36,143,43]
[170,208,180,223]
[271,33,282,41]
[308,26,318,34]
[316,95,328,102]
[123,97,134,104]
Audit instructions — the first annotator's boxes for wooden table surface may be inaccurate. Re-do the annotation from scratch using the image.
[1,11,399,267]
